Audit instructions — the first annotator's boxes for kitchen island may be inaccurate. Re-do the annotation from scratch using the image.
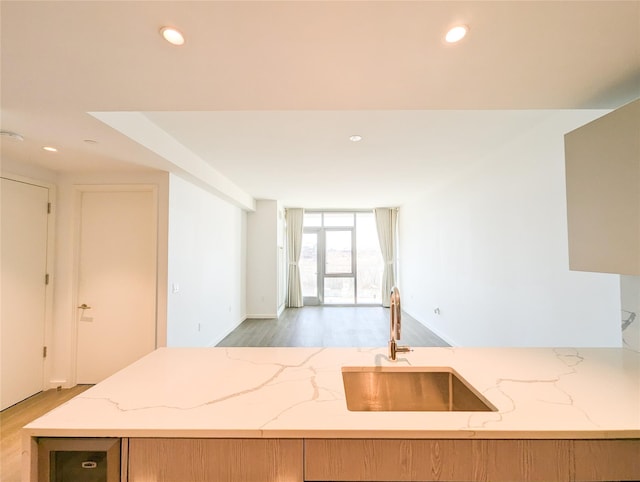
[23,347,640,481]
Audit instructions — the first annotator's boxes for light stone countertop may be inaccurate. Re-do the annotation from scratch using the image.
[23,347,640,439]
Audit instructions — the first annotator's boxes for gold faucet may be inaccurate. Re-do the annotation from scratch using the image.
[389,286,411,360]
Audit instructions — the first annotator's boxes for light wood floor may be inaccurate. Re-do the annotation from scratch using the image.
[217,306,449,347]
[0,385,92,482]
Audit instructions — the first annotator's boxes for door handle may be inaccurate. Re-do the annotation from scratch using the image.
[78,303,92,310]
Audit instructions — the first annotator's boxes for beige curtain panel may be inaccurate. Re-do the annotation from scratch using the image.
[286,208,304,308]
[374,207,397,308]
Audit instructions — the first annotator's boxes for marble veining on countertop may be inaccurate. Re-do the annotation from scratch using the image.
[24,347,640,439]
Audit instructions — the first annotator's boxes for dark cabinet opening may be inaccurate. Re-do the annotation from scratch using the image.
[37,438,120,482]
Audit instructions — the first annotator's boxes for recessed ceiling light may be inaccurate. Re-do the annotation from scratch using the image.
[42,146,58,152]
[445,25,469,43]
[160,26,185,46]
[349,135,363,142]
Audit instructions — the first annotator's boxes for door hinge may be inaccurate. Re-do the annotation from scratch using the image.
[47,202,51,214]
[45,273,50,285]
[43,346,47,358]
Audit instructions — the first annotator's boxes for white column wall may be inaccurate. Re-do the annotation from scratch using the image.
[167,173,246,347]
[246,200,279,318]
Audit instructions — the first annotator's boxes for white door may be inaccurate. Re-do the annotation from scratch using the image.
[76,189,157,384]
[1,178,48,409]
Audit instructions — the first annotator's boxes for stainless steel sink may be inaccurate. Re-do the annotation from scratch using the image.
[342,366,496,412]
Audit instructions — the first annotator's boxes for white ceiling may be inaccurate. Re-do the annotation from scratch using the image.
[2,1,639,208]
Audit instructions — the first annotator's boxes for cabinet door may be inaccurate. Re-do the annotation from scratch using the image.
[565,98,640,275]
[128,438,303,482]
[37,438,121,482]
[306,439,501,481]
[304,439,640,481]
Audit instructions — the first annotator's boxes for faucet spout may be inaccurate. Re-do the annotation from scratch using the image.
[389,286,410,360]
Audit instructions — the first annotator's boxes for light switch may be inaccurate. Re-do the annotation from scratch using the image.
[172,283,180,293]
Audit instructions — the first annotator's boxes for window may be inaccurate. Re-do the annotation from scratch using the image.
[300,211,383,305]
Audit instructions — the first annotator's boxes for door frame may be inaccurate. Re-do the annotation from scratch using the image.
[70,184,158,386]
[1,174,56,392]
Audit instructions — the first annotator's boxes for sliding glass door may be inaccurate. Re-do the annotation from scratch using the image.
[300,211,383,306]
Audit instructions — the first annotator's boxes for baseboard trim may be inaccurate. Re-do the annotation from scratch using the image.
[208,316,248,347]
[404,308,458,347]
[245,313,278,319]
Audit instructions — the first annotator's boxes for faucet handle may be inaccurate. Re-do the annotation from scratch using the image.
[388,340,412,360]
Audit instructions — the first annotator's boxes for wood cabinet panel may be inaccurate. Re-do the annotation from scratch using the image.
[304,438,640,481]
[30,436,640,481]
[128,438,303,482]
[574,439,640,481]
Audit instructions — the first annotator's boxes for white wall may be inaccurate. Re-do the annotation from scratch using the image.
[399,111,621,347]
[1,157,59,184]
[246,200,279,318]
[167,173,246,347]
